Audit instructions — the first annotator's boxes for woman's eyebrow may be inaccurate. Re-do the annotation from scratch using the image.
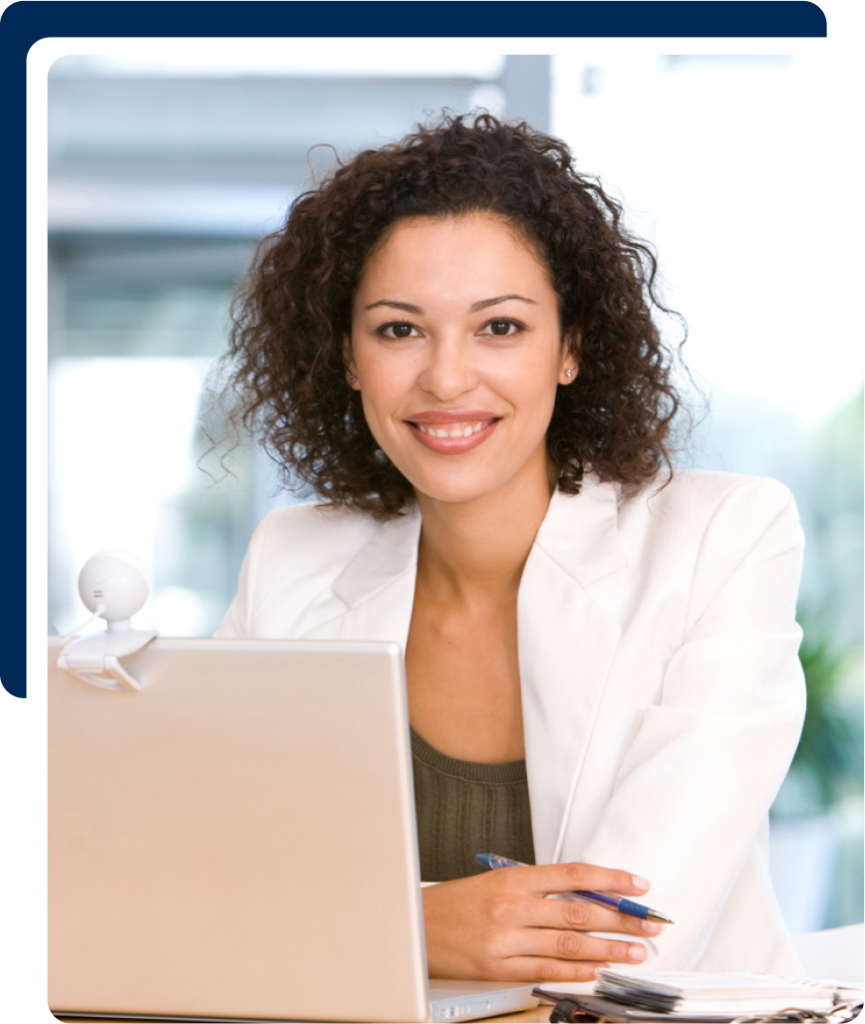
[469,294,537,312]
[364,299,423,313]
[365,294,538,314]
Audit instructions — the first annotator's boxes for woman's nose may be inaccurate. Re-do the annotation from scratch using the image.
[417,335,478,400]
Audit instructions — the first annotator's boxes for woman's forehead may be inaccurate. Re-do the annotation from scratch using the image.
[356,213,553,299]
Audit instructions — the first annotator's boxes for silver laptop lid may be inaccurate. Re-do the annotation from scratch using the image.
[48,637,430,1023]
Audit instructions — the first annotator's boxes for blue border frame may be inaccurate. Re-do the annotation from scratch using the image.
[0,1,827,698]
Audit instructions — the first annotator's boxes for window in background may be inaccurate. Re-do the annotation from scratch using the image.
[47,235,256,637]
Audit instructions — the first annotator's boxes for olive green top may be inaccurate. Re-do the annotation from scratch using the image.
[410,727,536,882]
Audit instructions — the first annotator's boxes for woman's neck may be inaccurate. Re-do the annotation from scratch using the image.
[414,447,558,605]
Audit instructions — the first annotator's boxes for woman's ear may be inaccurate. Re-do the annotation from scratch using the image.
[559,329,581,385]
[343,336,360,389]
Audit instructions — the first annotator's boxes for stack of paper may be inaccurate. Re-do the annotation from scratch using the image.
[595,971,838,1016]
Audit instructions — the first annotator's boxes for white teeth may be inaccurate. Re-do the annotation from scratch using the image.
[416,420,492,438]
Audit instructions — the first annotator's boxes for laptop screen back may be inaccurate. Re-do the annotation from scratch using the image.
[48,637,430,1023]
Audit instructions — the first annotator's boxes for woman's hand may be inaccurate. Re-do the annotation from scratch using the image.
[422,862,663,982]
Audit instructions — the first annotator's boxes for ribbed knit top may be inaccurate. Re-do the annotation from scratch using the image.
[410,727,536,882]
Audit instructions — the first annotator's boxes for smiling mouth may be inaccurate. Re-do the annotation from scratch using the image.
[411,419,497,438]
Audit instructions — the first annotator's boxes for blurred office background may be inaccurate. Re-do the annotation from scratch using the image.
[46,51,862,936]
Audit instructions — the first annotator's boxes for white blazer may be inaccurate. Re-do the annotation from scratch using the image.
[217,470,806,975]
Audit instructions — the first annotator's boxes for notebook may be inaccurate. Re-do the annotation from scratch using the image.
[48,636,537,1023]
[595,970,839,1014]
[534,969,864,1022]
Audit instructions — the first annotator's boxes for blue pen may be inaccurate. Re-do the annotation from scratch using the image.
[476,853,674,924]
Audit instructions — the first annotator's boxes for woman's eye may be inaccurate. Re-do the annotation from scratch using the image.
[380,322,418,339]
[482,319,521,337]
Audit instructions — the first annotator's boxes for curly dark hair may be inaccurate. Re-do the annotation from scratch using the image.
[222,112,688,517]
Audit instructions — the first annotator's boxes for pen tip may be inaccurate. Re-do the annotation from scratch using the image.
[648,911,675,924]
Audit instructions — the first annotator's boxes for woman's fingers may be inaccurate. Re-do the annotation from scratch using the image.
[527,894,663,938]
[520,860,650,899]
[492,860,663,937]
[522,927,649,967]
[494,956,610,984]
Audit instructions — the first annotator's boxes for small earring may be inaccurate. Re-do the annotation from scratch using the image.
[565,369,573,379]
[348,374,357,384]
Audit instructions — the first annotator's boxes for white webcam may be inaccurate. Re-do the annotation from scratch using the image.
[58,549,158,692]
[78,549,151,628]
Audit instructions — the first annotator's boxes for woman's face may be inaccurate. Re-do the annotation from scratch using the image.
[347,212,577,507]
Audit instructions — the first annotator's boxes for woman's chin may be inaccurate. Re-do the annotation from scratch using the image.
[399,446,552,511]
[408,469,525,509]
[398,467,489,506]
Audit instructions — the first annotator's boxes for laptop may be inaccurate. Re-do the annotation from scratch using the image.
[48,636,538,1023]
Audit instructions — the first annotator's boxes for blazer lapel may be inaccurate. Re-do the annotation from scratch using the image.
[300,508,422,647]
[519,479,627,864]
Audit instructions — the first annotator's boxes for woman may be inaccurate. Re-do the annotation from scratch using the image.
[216,114,805,981]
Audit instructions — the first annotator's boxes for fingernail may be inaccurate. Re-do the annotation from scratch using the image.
[632,875,650,892]
[642,920,662,936]
[629,944,647,962]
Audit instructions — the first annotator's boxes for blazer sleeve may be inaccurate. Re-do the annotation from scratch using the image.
[578,478,807,969]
